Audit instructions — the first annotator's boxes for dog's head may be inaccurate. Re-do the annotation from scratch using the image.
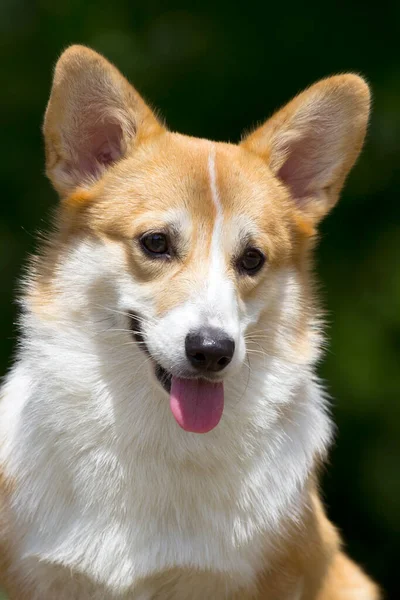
[41,46,370,433]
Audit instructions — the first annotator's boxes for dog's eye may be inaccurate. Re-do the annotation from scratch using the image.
[140,232,170,256]
[238,248,265,275]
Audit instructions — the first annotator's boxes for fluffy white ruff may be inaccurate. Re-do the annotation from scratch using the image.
[0,240,332,596]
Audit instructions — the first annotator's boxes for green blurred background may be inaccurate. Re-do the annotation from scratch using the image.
[1,1,399,598]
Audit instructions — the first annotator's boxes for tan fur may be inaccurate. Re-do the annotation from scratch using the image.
[31,134,305,321]
[44,45,163,197]
[0,471,31,599]
[241,74,370,224]
[0,46,379,598]
[0,471,12,594]
[252,493,379,600]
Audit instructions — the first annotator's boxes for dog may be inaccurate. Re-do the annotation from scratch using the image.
[0,45,379,599]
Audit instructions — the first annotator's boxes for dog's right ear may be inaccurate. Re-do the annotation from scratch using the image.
[43,45,163,197]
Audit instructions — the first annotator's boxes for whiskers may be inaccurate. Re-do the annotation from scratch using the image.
[245,329,307,367]
[91,304,152,341]
[94,304,156,327]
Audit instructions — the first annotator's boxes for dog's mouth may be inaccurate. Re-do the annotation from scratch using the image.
[128,312,172,393]
[154,364,172,393]
[128,312,224,433]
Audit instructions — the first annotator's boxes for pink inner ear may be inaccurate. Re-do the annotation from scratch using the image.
[277,131,327,206]
[77,120,124,178]
[278,138,313,205]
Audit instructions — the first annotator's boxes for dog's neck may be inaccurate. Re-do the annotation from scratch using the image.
[1,306,332,593]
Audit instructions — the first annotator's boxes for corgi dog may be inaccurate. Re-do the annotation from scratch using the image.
[0,45,379,599]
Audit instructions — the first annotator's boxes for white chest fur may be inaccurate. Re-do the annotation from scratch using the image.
[0,322,331,596]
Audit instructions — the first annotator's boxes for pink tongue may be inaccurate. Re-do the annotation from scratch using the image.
[170,377,224,433]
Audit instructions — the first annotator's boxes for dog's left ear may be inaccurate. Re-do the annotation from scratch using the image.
[43,45,163,197]
[241,75,371,224]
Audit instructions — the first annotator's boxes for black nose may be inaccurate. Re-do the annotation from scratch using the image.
[185,328,235,372]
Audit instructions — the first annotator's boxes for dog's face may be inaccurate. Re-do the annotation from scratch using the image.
[41,46,370,432]
[73,137,298,393]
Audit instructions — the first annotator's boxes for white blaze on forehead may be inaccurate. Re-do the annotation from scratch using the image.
[207,147,224,292]
[208,147,222,219]
[205,147,237,331]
